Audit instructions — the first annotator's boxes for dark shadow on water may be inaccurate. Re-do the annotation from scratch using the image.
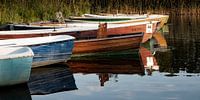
[0,83,31,100]
[28,64,77,95]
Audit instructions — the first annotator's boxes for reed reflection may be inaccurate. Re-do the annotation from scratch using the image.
[160,14,200,75]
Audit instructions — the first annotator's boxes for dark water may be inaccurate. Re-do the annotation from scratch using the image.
[1,15,200,100]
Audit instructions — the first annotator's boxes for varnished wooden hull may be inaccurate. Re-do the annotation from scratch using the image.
[73,34,143,54]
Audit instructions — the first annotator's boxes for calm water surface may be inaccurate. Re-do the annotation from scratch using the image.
[1,15,200,100]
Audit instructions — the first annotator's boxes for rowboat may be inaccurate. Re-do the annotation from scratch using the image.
[0,30,143,55]
[69,14,168,29]
[69,16,132,22]
[83,13,148,19]
[28,64,77,95]
[0,21,159,55]
[6,13,167,30]
[0,46,34,86]
[0,21,158,40]
[70,13,147,22]
[0,35,75,68]
[59,21,158,46]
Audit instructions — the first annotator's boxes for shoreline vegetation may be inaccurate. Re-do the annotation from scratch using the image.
[0,0,199,24]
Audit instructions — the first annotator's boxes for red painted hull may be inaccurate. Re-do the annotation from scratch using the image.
[0,22,157,54]
[0,22,157,41]
[107,23,157,43]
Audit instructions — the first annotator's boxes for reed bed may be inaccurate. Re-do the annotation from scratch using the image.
[0,0,199,24]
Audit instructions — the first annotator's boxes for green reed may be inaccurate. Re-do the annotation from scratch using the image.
[0,0,199,24]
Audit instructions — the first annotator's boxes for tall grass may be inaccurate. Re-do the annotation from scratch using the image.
[0,0,199,24]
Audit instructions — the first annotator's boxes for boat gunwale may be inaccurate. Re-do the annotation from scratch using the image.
[0,46,34,60]
[0,35,75,46]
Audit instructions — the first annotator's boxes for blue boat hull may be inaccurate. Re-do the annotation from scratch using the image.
[31,40,74,68]
[0,57,33,86]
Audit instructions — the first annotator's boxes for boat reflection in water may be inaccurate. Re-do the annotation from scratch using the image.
[0,83,31,100]
[139,46,159,75]
[138,25,172,75]
[28,64,77,95]
[67,56,145,86]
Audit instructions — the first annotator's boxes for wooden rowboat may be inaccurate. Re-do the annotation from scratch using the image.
[69,13,147,22]
[0,35,75,68]
[0,21,158,55]
[83,13,148,19]
[4,20,158,42]
[69,16,132,22]
[69,14,168,29]
[0,46,34,86]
